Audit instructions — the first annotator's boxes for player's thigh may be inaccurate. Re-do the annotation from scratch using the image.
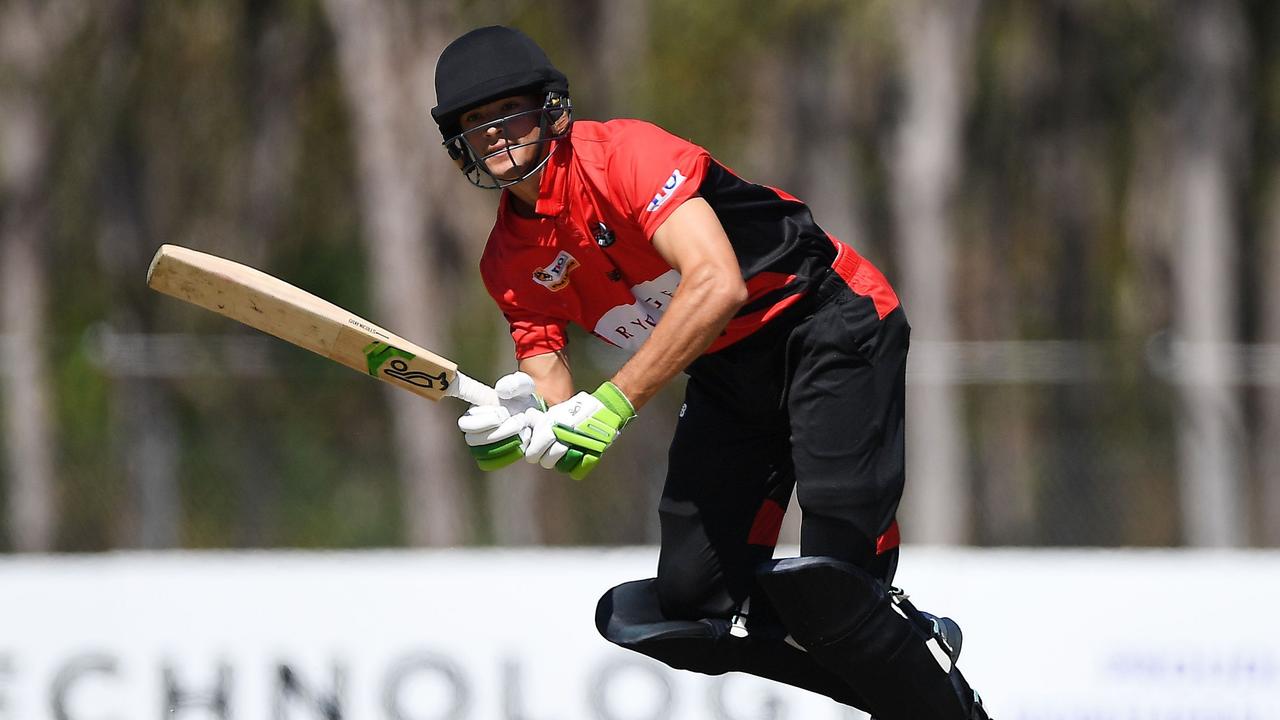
[788,298,909,572]
[656,373,791,620]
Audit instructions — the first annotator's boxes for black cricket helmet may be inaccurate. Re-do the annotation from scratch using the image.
[431,26,572,189]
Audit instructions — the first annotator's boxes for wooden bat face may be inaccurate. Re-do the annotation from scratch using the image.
[147,244,496,406]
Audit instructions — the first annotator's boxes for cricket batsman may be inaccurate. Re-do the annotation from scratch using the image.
[433,25,992,719]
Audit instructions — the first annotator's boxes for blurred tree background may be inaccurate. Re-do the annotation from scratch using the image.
[1,0,1277,552]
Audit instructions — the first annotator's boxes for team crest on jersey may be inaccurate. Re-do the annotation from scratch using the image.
[532,250,580,291]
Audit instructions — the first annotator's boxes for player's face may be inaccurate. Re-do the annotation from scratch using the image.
[459,95,544,181]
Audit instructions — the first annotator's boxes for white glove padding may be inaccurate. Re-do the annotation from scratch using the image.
[523,384,634,478]
[495,372,542,415]
[525,412,573,469]
[456,371,543,449]
[524,391,612,469]
[458,404,530,447]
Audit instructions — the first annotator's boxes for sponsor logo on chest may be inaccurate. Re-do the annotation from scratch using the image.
[647,169,687,213]
[532,250,580,292]
[593,270,682,351]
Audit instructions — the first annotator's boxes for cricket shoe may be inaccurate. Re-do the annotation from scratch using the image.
[918,612,992,720]
[921,611,963,664]
[918,612,991,719]
[878,590,993,720]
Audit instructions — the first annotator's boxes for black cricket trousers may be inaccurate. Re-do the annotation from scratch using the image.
[654,254,909,622]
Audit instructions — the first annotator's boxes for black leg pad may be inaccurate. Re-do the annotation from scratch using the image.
[756,557,987,720]
[595,578,872,710]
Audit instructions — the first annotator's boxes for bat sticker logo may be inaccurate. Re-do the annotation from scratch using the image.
[384,359,449,390]
[363,342,450,391]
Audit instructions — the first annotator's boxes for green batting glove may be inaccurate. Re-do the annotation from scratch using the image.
[527,382,636,480]
[458,372,544,471]
[469,434,525,470]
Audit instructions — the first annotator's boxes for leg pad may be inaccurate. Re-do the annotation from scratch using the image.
[595,578,871,710]
[595,579,733,674]
[757,557,989,720]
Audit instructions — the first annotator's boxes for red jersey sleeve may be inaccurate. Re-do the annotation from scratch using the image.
[480,250,569,361]
[605,120,711,240]
[505,310,568,360]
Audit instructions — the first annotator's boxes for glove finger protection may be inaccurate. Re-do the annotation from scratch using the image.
[539,440,571,470]
[524,411,562,462]
[497,372,542,414]
[462,409,529,446]
[458,404,510,435]
[460,372,545,471]
[526,382,635,480]
[525,413,580,470]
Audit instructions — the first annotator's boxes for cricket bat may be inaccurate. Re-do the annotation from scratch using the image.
[146,244,498,406]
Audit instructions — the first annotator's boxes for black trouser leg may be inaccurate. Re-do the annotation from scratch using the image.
[598,280,984,717]
[787,299,908,570]
[775,297,984,719]
[598,335,876,712]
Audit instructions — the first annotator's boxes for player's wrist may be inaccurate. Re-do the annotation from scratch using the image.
[592,382,636,427]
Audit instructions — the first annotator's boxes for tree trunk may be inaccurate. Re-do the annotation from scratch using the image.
[581,0,650,118]
[789,13,863,251]
[0,0,87,551]
[112,376,181,547]
[1258,180,1280,546]
[971,215,1036,542]
[0,206,57,552]
[889,0,981,545]
[322,0,470,546]
[87,0,185,549]
[231,0,308,546]
[1170,0,1248,547]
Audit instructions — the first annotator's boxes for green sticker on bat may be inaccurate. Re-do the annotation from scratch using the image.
[364,341,413,376]
[363,342,449,391]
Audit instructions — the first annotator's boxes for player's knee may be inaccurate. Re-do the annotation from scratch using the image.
[595,579,661,644]
[595,578,732,676]
[653,571,701,620]
[756,556,885,645]
[593,575,727,646]
[653,564,730,621]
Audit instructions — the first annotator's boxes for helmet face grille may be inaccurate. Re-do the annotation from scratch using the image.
[442,93,572,190]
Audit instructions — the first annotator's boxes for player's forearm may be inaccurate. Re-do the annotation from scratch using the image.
[519,350,574,404]
[610,265,746,411]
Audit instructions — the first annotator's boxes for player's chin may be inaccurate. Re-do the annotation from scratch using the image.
[486,147,540,176]
[484,158,532,182]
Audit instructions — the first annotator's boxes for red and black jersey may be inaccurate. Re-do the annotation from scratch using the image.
[480,119,898,360]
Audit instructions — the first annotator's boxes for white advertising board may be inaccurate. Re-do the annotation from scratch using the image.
[1,548,1278,720]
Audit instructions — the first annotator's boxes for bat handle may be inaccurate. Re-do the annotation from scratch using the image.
[449,372,500,406]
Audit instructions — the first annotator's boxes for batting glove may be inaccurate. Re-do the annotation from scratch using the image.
[458,372,544,471]
[525,382,635,480]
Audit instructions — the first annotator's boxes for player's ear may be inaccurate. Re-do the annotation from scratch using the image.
[445,137,468,170]
[546,93,571,134]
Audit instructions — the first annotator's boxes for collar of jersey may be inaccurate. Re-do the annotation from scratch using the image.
[499,134,572,225]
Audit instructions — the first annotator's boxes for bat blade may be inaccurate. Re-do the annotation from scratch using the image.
[146,244,497,406]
